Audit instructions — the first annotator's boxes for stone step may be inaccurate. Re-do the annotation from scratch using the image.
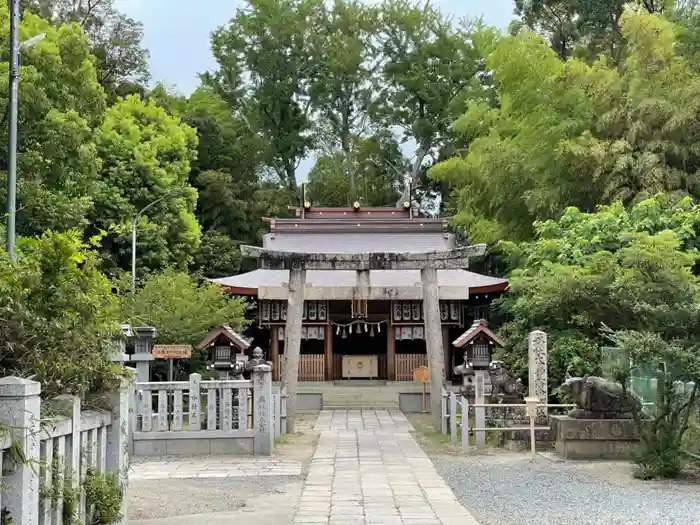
[323,405,400,410]
[323,398,398,405]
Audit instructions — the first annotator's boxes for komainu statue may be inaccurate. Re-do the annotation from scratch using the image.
[230,360,245,380]
[489,360,524,397]
[561,373,642,419]
[244,347,272,376]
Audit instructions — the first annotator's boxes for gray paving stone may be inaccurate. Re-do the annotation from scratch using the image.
[293,410,481,525]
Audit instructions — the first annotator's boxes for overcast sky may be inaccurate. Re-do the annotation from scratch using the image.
[117,0,515,96]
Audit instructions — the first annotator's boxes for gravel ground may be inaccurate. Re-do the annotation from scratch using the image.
[432,454,700,525]
[128,476,303,520]
[127,414,318,525]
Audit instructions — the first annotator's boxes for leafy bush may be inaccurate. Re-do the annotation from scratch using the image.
[0,230,126,399]
[84,469,123,525]
[610,331,700,479]
[495,195,700,399]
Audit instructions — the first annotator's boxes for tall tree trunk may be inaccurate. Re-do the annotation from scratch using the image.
[341,113,354,200]
[285,162,298,191]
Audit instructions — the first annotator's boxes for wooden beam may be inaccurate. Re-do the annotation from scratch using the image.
[240,245,487,271]
[324,325,333,381]
[271,327,280,381]
[387,319,396,381]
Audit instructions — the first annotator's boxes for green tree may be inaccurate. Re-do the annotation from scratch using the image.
[0,231,125,399]
[375,0,483,201]
[25,0,150,98]
[309,0,379,197]
[120,267,247,346]
[119,268,248,377]
[433,11,700,244]
[513,0,671,61]
[150,84,292,272]
[91,95,201,276]
[673,0,700,71]
[496,195,700,398]
[307,131,406,206]
[204,0,322,190]
[0,6,106,237]
[193,230,243,279]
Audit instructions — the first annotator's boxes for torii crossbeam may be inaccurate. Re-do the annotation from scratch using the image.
[241,244,487,431]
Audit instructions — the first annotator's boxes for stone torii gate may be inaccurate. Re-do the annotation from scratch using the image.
[241,244,487,432]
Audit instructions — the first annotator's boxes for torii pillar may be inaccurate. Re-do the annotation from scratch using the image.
[241,245,486,430]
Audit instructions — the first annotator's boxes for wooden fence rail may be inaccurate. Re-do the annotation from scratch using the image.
[395,354,428,381]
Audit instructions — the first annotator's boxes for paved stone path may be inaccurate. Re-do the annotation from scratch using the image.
[130,457,304,480]
[297,409,480,525]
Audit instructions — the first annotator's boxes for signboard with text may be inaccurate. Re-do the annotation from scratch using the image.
[152,345,192,359]
[412,366,429,384]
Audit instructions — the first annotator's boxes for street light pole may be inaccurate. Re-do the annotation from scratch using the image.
[131,215,138,292]
[6,0,20,260]
[131,190,185,293]
[5,6,46,260]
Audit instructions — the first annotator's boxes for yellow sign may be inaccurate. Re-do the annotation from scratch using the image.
[412,366,429,384]
[152,345,192,359]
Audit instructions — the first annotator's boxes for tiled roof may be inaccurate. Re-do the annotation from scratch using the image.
[196,324,251,351]
[213,269,507,292]
[263,232,454,253]
[452,319,505,348]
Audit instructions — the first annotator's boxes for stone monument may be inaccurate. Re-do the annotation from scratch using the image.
[551,374,641,459]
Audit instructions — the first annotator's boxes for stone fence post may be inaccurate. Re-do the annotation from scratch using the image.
[0,377,41,525]
[253,364,273,455]
[107,377,132,525]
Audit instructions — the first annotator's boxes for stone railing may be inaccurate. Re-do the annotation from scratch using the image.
[0,376,130,525]
[132,364,282,456]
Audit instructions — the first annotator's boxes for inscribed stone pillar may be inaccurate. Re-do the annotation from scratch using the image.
[528,330,548,419]
[0,377,41,525]
[420,266,446,426]
[253,364,274,455]
[282,267,306,434]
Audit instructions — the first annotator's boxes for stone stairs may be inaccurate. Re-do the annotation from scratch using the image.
[297,382,422,410]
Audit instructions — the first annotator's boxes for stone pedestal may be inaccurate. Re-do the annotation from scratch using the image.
[550,415,639,460]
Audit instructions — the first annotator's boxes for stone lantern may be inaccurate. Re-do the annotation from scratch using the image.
[109,324,134,364]
[131,326,157,382]
[452,319,505,400]
[196,324,251,379]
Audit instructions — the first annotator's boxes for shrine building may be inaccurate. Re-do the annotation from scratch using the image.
[213,205,508,382]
